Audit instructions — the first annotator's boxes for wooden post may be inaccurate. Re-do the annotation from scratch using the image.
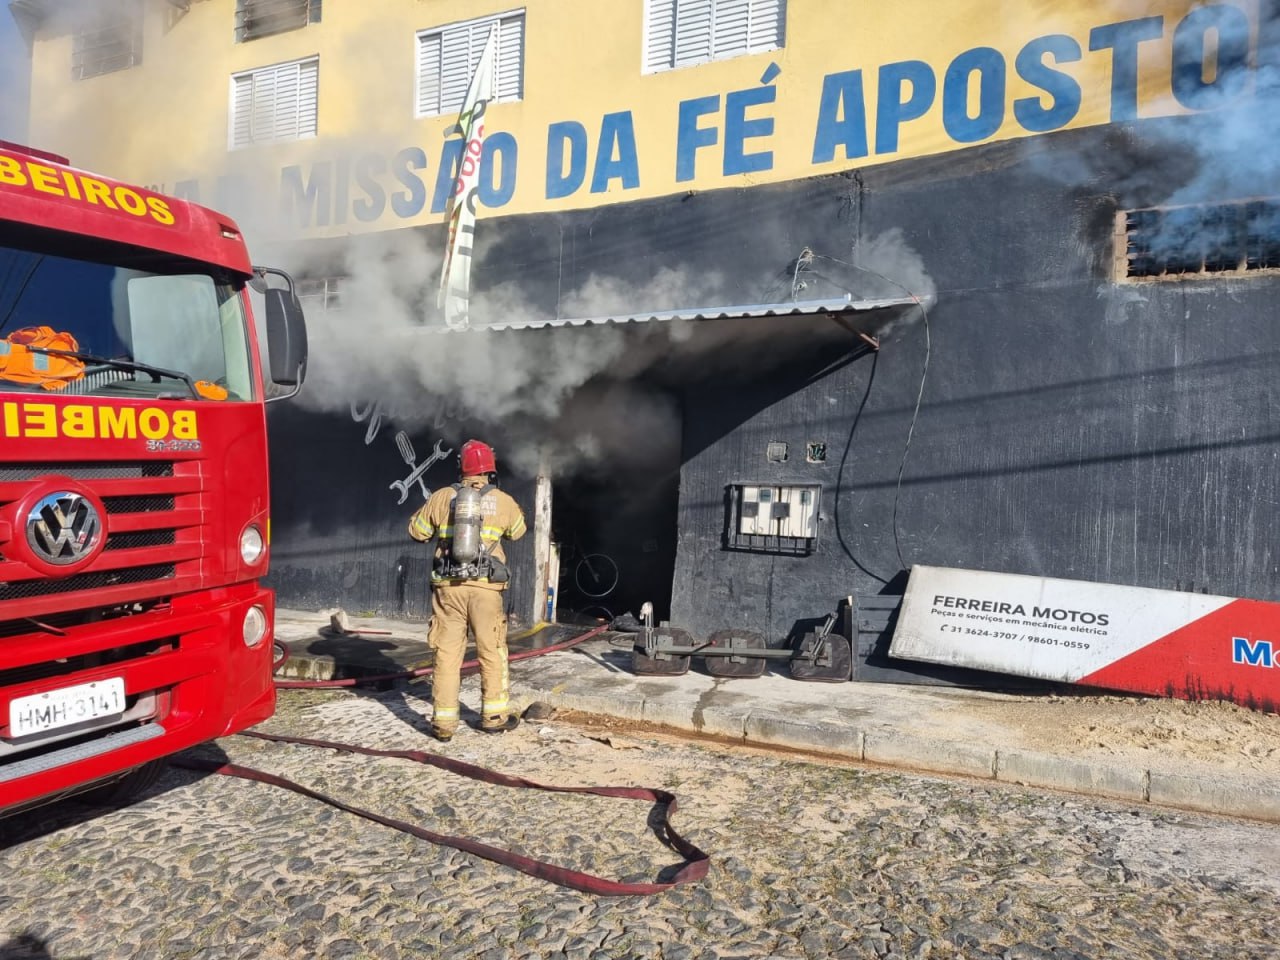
[530,472,553,625]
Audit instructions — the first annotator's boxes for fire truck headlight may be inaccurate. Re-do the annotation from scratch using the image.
[243,605,268,647]
[240,524,265,565]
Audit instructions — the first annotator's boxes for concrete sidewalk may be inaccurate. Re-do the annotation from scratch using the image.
[272,608,1280,824]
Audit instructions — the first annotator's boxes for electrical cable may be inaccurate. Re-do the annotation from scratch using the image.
[810,253,932,574]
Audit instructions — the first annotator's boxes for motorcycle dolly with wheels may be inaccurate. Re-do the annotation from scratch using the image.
[630,605,852,682]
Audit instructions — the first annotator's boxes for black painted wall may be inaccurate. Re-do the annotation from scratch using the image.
[264,402,535,623]
[671,116,1280,640]
[262,106,1280,636]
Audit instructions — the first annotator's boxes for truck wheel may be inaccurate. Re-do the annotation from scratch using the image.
[78,760,166,806]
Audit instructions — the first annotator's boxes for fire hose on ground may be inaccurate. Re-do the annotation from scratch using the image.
[173,622,710,895]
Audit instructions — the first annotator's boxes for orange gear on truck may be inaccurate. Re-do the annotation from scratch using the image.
[0,325,86,390]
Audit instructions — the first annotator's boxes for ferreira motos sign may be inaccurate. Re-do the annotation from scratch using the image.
[890,565,1280,711]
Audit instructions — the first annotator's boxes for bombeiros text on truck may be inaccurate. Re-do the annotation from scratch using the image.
[0,141,308,815]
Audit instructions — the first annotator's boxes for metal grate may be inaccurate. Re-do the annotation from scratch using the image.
[236,0,321,42]
[72,2,144,81]
[1120,198,1280,280]
[0,462,173,481]
[0,564,175,602]
[103,495,176,514]
[297,276,344,312]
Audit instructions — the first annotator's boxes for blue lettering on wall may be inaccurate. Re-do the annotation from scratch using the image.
[172,179,201,202]
[1089,16,1165,122]
[1014,34,1083,132]
[1233,636,1275,668]
[591,111,641,193]
[812,69,869,163]
[215,175,255,217]
[333,156,350,225]
[432,139,464,214]
[546,120,587,199]
[390,147,428,218]
[353,153,387,222]
[724,85,776,176]
[876,60,936,154]
[943,47,1006,144]
[676,94,721,182]
[478,132,518,207]
[1172,3,1252,110]
[280,163,331,228]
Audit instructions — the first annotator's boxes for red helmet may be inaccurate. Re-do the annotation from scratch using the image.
[459,439,496,476]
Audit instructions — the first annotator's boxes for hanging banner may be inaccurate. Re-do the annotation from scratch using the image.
[438,27,498,330]
[890,565,1280,711]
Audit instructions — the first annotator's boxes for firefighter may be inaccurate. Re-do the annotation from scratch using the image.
[408,439,527,742]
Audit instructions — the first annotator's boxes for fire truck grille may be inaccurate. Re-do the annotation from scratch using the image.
[0,564,176,602]
[0,459,196,616]
[0,638,174,688]
[0,462,174,481]
[105,530,176,551]
[103,494,176,513]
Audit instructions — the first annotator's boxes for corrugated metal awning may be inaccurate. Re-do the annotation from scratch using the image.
[427,296,919,333]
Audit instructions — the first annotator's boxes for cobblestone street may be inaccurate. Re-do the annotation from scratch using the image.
[3,685,1278,960]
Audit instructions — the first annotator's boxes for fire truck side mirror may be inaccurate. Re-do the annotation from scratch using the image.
[265,287,308,394]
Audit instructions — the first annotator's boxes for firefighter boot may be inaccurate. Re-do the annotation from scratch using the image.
[480,715,519,734]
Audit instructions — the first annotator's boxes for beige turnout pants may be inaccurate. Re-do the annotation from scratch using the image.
[427,583,510,734]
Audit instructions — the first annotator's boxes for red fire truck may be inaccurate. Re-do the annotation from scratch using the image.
[0,143,307,815]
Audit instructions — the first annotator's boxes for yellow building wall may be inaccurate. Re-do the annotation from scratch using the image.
[25,0,1261,239]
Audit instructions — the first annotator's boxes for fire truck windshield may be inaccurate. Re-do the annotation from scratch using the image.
[0,242,254,400]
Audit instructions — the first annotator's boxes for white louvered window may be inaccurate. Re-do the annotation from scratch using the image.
[644,0,785,72]
[415,10,525,118]
[229,57,319,150]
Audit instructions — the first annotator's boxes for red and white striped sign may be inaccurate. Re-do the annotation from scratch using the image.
[890,565,1280,711]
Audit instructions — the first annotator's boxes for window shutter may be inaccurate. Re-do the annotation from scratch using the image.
[645,0,676,71]
[415,11,526,118]
[648,0,784,72]
[250,68,277,142]
[747,0,785,51]
[297,58,319,138]
[230,57,318,148]
[712,0,750,59]
[439,25,474,115]
[496,15,524,101]
[417,31,443,116]
[272,62,301,140]
[674,0,713,66]
[231,75,254,148]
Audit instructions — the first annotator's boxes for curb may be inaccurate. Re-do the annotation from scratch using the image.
[516,688,1280,824]
[273,622,1280,825]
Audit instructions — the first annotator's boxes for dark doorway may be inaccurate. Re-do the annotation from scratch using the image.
[550,391,682,626]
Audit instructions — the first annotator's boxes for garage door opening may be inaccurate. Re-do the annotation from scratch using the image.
[549,395,682,627]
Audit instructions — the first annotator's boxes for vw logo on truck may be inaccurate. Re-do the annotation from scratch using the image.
[25,491,103,565]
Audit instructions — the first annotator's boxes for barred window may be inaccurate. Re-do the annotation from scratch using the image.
[415,10,525,118]
[644,0,786,73]
[72,1,143,81]
[1118,199,1280,281]
[297,277,343,311]
[236,0,321,43]
[229,57,319,150]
